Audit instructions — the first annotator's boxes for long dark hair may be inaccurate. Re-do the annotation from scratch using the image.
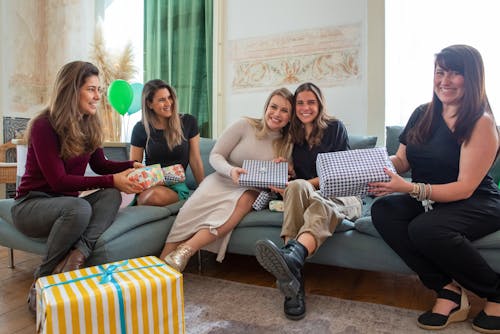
[290,82,336,147]
[407,44,493,145]
[26,61,103,159]
[141,79,184,151]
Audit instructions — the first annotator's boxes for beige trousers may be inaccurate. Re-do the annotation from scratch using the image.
[281,179,362,253]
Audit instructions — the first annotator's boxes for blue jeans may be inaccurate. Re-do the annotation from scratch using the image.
[11,188,122,278]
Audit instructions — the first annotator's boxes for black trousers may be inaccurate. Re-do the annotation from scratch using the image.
[12,188,122,278]
[372,193,500,302]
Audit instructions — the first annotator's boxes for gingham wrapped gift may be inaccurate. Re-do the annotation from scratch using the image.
[36,256,184,334]
[317,147,396,198]
[238,160,288,189]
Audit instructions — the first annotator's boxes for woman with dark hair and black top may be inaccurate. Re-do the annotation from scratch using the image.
[369,45,500,333]
[130,79,204,206]
[255,82,361,320]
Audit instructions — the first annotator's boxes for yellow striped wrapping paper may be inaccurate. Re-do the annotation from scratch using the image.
[35,256,184,334]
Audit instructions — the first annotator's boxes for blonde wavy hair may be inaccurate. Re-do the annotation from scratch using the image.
[26,61,104,159]
[141,79,184,151]
[245,87,293,158]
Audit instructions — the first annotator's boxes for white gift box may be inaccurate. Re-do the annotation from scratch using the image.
[238,160,288,189]
[317,147,396,198]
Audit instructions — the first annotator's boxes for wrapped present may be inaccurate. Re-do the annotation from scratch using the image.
[317,147,396,198]
[162,164,186,186]
[239,160,288,189]
[252,190,278,211]
[269,200,284,212]
[128,164,164,189]
[36,256,184,334]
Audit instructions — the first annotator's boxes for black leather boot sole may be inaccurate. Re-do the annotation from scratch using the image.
[255,240,300,298]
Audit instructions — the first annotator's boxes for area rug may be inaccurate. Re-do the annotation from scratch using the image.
[183,274,474,334]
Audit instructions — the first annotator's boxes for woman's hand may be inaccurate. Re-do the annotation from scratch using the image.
[113,169,144,194]
[133,161,144,169]
[368,167,412,197]
[230,167,247,184]
[273,156,295,180]
[269,185,286,196]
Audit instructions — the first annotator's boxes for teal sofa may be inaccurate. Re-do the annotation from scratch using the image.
[2,127,500,275]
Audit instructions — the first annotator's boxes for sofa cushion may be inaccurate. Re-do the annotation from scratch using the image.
[0,198,14,224]
[94,205,172,247]
[349,135,377,150]
[353,216,381,238]
[237,209,355,232]
[385,125,404,155]
[472,231,500,249]
[185,138,216,190]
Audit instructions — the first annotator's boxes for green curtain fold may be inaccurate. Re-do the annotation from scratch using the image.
[144,0,213,137]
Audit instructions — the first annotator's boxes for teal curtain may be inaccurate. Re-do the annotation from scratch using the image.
[144,0,213,138]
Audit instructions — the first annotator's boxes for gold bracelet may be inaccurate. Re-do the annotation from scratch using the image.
[409,183,419,198]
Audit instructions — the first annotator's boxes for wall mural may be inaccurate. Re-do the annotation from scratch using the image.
[229,23,361,92]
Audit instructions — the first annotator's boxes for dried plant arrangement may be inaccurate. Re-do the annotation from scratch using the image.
[91,21,136,142]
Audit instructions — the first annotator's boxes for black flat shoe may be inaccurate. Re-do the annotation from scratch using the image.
[417,287,470,330]
[472,310,500,333]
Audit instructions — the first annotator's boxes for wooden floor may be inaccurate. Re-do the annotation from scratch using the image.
[0,246,484,333]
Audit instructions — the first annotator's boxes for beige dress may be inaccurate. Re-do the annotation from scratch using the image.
[166,119,283,261]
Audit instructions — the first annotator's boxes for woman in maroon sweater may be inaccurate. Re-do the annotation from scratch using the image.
[12,61,143,313]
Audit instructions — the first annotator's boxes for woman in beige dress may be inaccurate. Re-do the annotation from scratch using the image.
[159,87,293,271]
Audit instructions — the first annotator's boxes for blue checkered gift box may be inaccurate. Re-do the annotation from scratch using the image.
[252,190,278,211]
[239,160,288,189]
[317,147,396,198]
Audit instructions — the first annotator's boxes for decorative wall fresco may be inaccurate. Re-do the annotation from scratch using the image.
[229,23,361,92]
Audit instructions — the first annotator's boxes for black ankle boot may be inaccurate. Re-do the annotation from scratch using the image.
[284,280,306,320]
[255,239,308,297]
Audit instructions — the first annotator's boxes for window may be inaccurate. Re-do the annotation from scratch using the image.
[385,0,500,126]
[100,0,144,142]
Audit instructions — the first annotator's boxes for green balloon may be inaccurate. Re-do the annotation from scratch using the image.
[107,80,133,115]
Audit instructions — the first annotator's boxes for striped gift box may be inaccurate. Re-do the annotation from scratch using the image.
[317,147,396,198]
[239,160,288,189]
[36,256,184,334]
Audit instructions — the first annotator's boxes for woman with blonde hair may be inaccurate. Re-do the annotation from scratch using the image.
[12,61,143,313]
[130,79,204,206]
[160,87,293,271]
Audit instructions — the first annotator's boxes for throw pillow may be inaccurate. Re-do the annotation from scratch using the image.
[349,135,377,150]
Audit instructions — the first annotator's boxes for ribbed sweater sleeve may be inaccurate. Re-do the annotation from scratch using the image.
[16,117,134,198]
[209,119,248,177]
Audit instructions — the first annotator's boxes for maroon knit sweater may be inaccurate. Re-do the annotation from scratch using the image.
[16,116,134,198]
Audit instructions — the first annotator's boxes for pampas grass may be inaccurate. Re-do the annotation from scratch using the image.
[91,20,137,142]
